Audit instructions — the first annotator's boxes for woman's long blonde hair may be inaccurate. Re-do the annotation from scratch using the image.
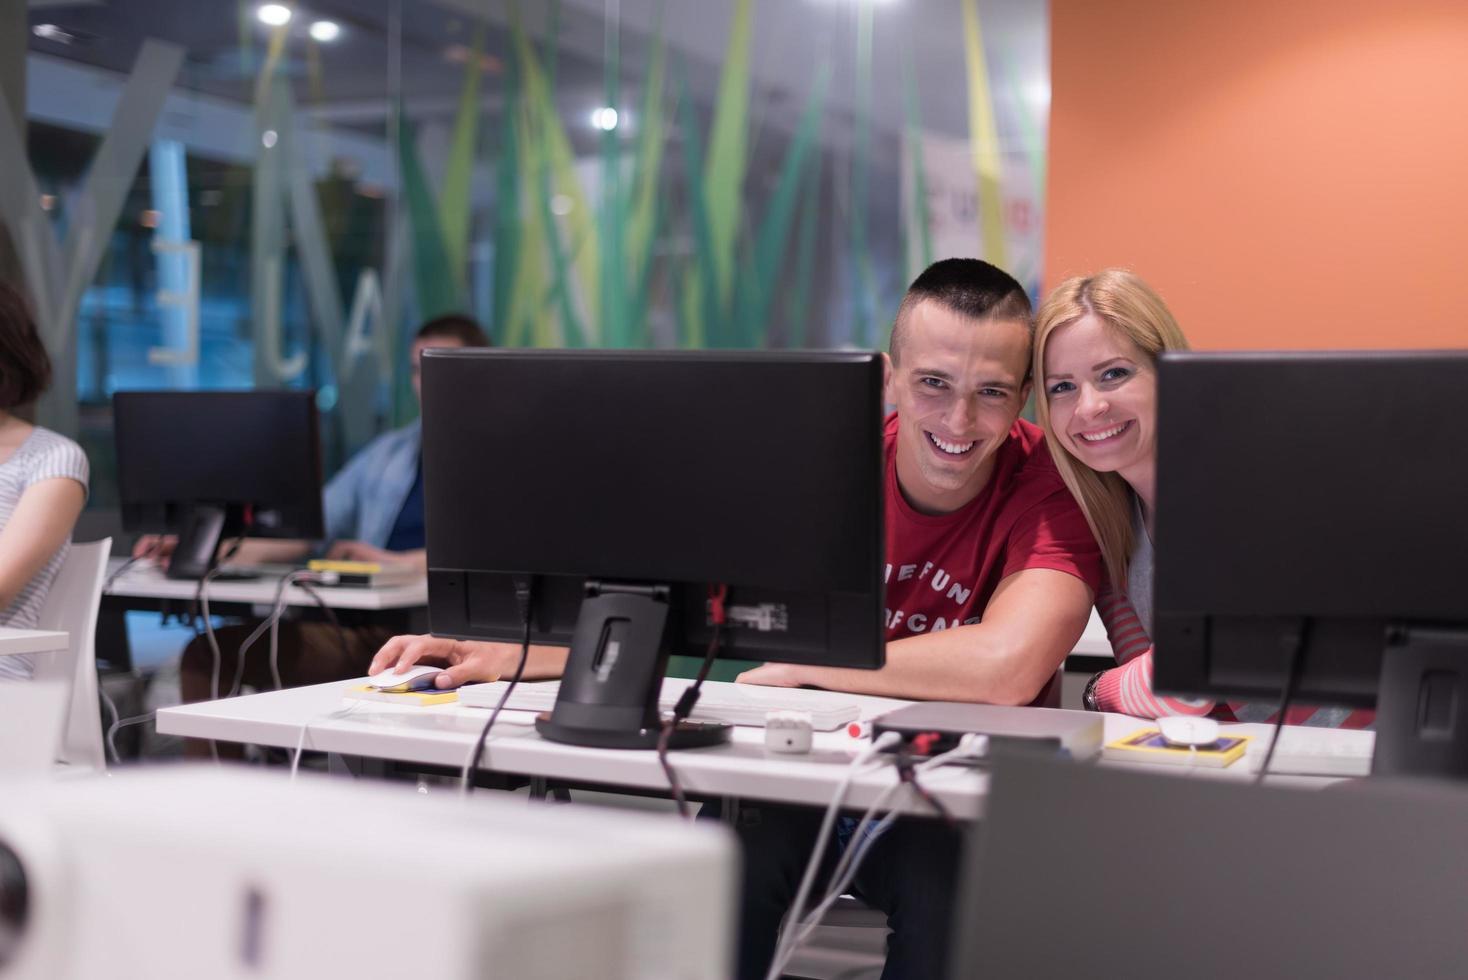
[1033,269,1190,590]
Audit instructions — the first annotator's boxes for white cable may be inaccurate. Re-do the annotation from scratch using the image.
[100,685,123,765]
[763,731,902,980]
[269,570,321,691]
[200,568,223,699]
[199,569,226,764]
[767,738,988,979]
[105,710,157,769]
[229,571,297,697]
[229,569,319,696]
[780,802,904,965]
[290,701,363,780]
[228,615,275,698]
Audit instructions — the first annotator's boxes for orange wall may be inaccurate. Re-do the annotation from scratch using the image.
[1047,0,1468,349]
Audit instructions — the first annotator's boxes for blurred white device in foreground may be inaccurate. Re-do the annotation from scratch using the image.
[0,767,734,979]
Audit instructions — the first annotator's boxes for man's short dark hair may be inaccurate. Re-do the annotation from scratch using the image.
[889,258,1032,364]
[415,313,490,348]
[0,281,52,409]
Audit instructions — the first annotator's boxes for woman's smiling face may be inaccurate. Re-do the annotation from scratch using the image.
[1042,313,1157,481]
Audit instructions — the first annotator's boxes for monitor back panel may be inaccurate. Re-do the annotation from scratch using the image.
[1152,351,1468,700]
[421,349,886,667]
[112,390,324,538]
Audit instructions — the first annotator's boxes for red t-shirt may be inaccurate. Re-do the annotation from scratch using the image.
[883,413,1103,641]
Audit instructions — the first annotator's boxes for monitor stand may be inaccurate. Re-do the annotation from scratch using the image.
[1371,626,1468,780]
[165,504,228,581]
[535,581,732,751]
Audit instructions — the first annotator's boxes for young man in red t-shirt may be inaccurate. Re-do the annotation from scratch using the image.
[728,259,1103,980]
[738,259,1102,704]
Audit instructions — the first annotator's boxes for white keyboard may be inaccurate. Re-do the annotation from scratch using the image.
[1252,727,1376,777]
[457,677,861,731]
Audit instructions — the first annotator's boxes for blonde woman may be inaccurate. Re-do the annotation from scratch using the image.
[1033,269,1370,727]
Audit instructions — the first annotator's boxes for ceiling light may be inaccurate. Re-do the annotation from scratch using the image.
[32,24,77,44]
[309,20,340,42]
[257,4,292,27]
[591,107,619,132]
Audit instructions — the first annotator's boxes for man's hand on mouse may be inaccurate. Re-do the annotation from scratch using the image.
[368,635,512,689]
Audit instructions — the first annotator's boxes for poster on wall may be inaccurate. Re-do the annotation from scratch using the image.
[901,130,1044,298]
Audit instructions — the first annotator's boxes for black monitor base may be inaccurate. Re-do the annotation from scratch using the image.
[538,581,734,752]
[166,503,228,581]
[535,713,732,750]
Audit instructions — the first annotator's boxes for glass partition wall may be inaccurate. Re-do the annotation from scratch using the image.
[3,0,1049,503]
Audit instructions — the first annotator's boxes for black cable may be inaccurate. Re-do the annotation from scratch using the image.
[102,553,145,593]
[460,577,535,796]
[658,585,729,819]
[1255,617,1313,786]
[895,747,954,825]
[104,536,170,593]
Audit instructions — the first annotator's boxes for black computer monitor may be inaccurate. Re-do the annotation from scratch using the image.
[421,348,886,750]
[113,390,325,580]
[1151,350,1468,779]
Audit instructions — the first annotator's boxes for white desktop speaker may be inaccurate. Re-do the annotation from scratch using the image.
[0,767,735,979]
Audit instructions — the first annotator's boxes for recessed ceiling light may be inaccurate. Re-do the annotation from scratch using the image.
[309,20,340,42]
[591,107,619,132]
[257,4,292,27]
[32,23,77,44]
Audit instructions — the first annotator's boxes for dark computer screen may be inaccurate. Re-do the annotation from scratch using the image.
[421,348,886,749]
[113,390,325,578]
[1151,350,1468,777]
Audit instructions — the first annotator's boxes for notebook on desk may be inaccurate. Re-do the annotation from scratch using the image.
[457,677,862,731]
[305,560,420,588]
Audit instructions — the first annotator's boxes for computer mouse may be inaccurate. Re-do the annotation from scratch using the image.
[366,665,444,691]
[1157,715,1220,747]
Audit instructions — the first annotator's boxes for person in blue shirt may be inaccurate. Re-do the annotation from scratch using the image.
[159,314,489,750]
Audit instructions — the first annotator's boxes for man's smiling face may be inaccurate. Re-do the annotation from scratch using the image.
[884,300,1032,515]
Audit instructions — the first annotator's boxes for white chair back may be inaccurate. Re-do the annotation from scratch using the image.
[31,538,112,771]
[0,679,69,772]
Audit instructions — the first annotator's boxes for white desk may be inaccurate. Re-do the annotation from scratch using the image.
[103,558,428,611]
[157,681,1351,818]
[0,626,69,659]
[1071,609,1111,657]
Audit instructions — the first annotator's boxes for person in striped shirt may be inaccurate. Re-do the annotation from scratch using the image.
[1032,269,1371,728]
[0,282,90,682]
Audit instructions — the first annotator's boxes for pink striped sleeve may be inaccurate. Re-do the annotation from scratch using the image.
[1092,588,1216,718]
[1092,591,1377,727]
